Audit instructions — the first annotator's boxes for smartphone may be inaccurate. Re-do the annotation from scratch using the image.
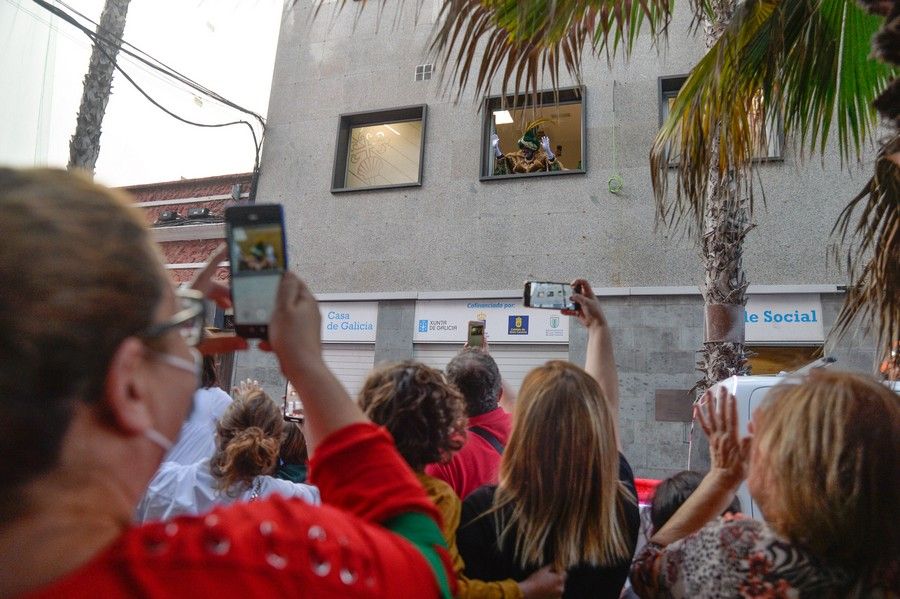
[523,281,579,311]
[467,320,486,347]
[225,204,287,339]
[283,382,304,423]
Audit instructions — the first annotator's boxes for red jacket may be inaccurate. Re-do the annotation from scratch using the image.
[425,407,512,500]
[22,424,453,599]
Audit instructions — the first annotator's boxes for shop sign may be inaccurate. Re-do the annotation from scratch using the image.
[744,294,824,343]
[414,300,569,343]
[320,302,378,343]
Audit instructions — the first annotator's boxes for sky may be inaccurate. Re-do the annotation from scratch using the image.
[0,0,283,187]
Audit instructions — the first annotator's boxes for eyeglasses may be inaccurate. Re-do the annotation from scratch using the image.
[140,289,207,347]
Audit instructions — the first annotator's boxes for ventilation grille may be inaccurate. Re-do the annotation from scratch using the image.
[415,64,433,81]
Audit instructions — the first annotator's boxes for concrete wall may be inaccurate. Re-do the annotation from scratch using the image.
[260,1,871,294]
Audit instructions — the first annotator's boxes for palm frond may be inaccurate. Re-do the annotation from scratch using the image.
[430,0,676,103]
[830,134,900,360]
[651,0,897,232]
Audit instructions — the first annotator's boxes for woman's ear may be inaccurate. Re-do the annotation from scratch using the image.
[103,337,154,435]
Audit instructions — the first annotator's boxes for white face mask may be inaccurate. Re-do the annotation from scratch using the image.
[143,348,203,452]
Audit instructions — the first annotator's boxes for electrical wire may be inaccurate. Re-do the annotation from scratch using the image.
[47,0,266,130]
[31,0,262,172]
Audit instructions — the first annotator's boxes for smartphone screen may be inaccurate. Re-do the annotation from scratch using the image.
[525,281,576,310]
[283,382,304,423]
[226,205,286,338]
[467,320,485,347]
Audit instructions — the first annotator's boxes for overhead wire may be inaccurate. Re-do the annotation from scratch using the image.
[31,0,263,174]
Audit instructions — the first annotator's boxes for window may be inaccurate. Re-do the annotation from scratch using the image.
[747,345,822,375]
[481,87,586,180]
[415,64,433,81]
[331,105,426,192]
[658,75,782,162]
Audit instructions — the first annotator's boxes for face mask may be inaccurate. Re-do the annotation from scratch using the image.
[144,348,202,451]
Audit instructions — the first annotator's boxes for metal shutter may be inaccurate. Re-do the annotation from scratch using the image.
[412,344,570,394]
[321,343,376,398]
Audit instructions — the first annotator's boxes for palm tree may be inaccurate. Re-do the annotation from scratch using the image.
[67,0,132,175]
[425,0,897,387]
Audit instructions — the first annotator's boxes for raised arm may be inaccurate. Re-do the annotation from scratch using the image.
[268,273,367,453]
[563,278,620,450]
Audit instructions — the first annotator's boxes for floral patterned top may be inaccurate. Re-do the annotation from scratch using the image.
[630,514,895,598]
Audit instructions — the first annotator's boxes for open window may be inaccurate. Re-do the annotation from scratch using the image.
[481,87,586,180]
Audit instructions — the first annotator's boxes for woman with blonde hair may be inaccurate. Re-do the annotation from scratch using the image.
[631,370,899,597]
[457,280,639,598]
[359,360,566,599]
[136,387,319,522]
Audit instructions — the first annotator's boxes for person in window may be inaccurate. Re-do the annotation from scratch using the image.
[360,361,566,599]
[0,167,454,599]
[491,119,563,175]
[630,372,898,598]
[456,280,640,599]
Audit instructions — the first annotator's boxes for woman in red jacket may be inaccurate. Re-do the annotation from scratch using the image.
[0,168,453,599]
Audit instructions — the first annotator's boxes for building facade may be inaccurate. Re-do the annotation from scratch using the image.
[235,1,878,478]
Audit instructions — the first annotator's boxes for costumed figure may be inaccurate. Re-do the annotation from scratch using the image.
[492,118,564,175]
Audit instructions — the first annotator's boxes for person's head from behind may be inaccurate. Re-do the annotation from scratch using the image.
[747,370,898,576]
[211,389,283,493]
[279,421,308,466]
[650,470,741,533]
[358,361,467,472]
[445,348,502,417]
[497,361,634,571]
[0,168,199,520]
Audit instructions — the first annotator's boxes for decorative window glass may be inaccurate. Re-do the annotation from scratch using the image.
[481,87,586,180]
[331,105,426,192]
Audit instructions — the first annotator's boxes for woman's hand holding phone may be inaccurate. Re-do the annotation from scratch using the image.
[561,278,608,330]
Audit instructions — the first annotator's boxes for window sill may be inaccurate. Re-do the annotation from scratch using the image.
[331,181,423,194]
[479,169,586,183]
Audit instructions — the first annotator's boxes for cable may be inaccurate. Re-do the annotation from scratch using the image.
[31,0,261,173]
[44,0,266,130]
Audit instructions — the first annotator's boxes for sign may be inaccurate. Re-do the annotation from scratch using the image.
[414,300,569,343]
[744,294,824,343]
[319,302,378,343]
[508,315,529,335]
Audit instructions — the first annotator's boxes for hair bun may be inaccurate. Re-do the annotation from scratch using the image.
[216,426,280,490]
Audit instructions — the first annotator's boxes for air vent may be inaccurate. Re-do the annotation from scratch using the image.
[415,64,433,82]
[187,207,212,219]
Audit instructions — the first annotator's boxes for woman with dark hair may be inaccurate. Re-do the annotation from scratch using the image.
[136,388,319,522]
[0,168,453,598]
[456,280,640,599]
[649,471,741,533]
[359,361,565,599]
[631,372,899,597]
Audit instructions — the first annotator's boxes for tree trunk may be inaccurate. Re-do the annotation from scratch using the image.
[690,0,751,471]
[67,0,131,175]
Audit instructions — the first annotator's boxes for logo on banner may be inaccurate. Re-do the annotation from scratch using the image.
[476,312,487,321]
[508,315,529,335]
[550,316,560,328]
[418,319,429,333]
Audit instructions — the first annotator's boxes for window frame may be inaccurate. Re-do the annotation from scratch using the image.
[331,104,428,193]
[657,75,784,165]
[479,86,587,182]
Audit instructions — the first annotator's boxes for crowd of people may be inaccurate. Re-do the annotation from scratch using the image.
[0,167,897,598]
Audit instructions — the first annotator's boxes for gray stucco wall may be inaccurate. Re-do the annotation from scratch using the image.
[260,1,872,294]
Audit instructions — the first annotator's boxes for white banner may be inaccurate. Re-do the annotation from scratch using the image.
[413,299,569,344]
[745,294,824,343]
[319,302,378,342]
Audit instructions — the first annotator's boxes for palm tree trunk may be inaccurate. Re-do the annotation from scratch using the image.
[691,0,752,471]
[67,0,131,175]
